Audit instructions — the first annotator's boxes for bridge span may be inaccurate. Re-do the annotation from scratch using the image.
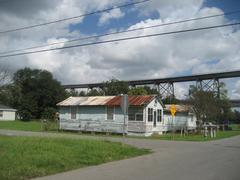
[230,100,240,108]
[63,70,240,98]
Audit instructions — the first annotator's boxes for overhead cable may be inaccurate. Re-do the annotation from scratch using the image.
[0,0,150,34]
[0,22,239,58]
[1,9,240,55]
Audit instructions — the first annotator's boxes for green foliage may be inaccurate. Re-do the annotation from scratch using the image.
[142,86,159,95]
[0,136,149,180]
[64,81,160,98]
[0,68,67,120]
[41,107,57,120]
[128,87,148,95]
[162,95,179,104]
[189,86,220,124]
[103,79,129,95]
[66,89,87,97]
[0,84,21,107]
[228,110,240,124]
[87,89,104,96]
[188,84,232,125]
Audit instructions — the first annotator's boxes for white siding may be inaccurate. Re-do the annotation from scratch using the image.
[59,106,125,133]
[0,110,16,121]
[145,99,164,133]
[58,98,201,136]
[128,98,164,136]
[163,112,197,131]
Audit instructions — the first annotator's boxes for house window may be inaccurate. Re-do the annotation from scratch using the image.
[129,107,143,121]
[0,110,3,118]
[157,109,162,122]
[71,107,77,119]
[107,106,114,120]
[135,113,143,121]
[190,115,194,122]
[148,108,153,122]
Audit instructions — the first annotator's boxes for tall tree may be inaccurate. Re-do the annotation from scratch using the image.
[103,79,129,95]
[162,95,179,104]
[0,68,11,86]
[142,86,159,95]
[188,84,231,128]
[128,87,148,95]
[4,68,67,120]
[66,89,86,97]
[87,89,104,96]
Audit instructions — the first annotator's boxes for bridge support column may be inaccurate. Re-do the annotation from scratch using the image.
[196,79,220,98]
[157,82,175,99]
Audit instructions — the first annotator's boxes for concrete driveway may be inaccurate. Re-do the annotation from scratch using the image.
[0,129,239,180]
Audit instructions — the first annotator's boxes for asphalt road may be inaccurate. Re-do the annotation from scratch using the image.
[0,129,239,180]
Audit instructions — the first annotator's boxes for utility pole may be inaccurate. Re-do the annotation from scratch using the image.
[121,94,129,137]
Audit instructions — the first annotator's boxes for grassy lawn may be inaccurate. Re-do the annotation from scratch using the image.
[149,124,240,141]
[0,120,240,142]
[0,120,57,132]
[149,130,240,141]
[0,135,149,180]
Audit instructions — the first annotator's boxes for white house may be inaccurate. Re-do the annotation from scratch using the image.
[57,95,164,136]
[0,104,16,121]
[163,104,197,132]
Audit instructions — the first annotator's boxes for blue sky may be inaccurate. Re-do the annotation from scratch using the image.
[0,0,240,99]
[69,0,240,36]
[206,0,240,19]
[70,5,160,35]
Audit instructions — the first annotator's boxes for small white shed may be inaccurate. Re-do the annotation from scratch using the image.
[0,104,16,121]
[57,95,164,136]
[163,104,197,131]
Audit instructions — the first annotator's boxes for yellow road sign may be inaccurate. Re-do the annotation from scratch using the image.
[170,104,176,117]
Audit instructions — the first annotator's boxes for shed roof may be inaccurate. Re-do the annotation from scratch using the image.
[0,104,17,111]
[164,104,193,113]
[57,95,157,106]
[106,95,155,106]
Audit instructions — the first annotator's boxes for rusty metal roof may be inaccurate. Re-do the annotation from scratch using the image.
[164,104,193,113]
[57,95,156,106]
[105,95,155,106]
[57,96,115,106]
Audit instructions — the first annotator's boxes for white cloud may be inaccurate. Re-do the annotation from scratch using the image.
[98,8,125,26]
[0,0,240,99]
[232,80,240,99]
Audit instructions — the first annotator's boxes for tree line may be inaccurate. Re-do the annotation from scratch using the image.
[0,68,239,124]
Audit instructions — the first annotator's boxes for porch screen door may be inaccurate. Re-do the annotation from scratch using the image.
[153,111,157,127]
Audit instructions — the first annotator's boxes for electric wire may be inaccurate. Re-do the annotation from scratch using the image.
[0,0,150,34]
[1,9,240,55]
[0,22,239,58]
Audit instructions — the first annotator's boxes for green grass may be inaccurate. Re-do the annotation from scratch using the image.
[0,135,149,180]
[1,121,240,142]
[0,120,57,132]
[149,125,240,141]
[149,130,240,141]
[229,124,240,131]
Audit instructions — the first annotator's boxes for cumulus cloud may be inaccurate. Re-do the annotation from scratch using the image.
[232,80,240,99]
[0,0,239,99]
[98,8,125,26]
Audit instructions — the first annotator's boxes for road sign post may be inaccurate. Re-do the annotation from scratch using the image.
[121,94,129,137]
[170,104,176,139]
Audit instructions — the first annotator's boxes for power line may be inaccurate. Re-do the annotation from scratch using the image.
[1,9,240,55]
[0,22,239,58]
[0,0,150,34]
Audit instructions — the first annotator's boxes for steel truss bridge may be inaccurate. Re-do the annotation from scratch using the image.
[63,70,240,107]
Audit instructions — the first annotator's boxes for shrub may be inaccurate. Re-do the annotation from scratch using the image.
[41,107,57,121]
